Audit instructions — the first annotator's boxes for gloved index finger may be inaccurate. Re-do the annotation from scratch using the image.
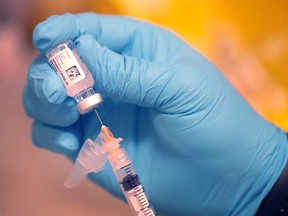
[33,13,181,60]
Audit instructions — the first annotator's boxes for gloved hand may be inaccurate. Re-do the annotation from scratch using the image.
[23,13,288,216]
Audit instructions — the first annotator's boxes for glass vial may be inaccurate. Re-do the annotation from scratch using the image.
[46,40,102,114]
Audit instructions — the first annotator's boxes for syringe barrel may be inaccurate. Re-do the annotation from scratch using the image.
[108,150,156,216]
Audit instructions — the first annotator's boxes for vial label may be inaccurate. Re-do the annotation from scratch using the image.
[48,45,86,87]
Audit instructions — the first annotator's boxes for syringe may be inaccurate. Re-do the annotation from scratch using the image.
[64,111,156,216]
[100,125,156,216]
[46,40,156,215]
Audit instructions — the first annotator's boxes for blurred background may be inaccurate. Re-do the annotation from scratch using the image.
[1,0,288,215]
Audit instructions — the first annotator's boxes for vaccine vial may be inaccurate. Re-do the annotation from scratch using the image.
[46,40,102,114]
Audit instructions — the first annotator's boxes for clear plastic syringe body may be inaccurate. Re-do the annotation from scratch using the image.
[46,40,102,114]
[111,157,156,216]
[102,127,156,216]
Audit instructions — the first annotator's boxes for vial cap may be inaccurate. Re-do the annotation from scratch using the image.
[77,93,102,114]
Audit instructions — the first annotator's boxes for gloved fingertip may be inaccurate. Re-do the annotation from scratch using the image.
[27,55,67,105]
[74,33,94,43]
[28,74,67,105]
[53,98,80,127]
[33,13,75,53]
[42,77,67,104]
[32,121,80,154]
[33,17,59,53]
[74,34,164,107]
[57,132,80,151]
[75,34,103,51]
[74,34,103,78]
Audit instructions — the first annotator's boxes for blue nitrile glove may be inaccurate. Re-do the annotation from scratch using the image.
[23,13,288,216]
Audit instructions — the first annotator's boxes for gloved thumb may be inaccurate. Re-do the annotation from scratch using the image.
[75,34,181,112]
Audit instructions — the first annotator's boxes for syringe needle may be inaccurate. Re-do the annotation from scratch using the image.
[94,109,104,126]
